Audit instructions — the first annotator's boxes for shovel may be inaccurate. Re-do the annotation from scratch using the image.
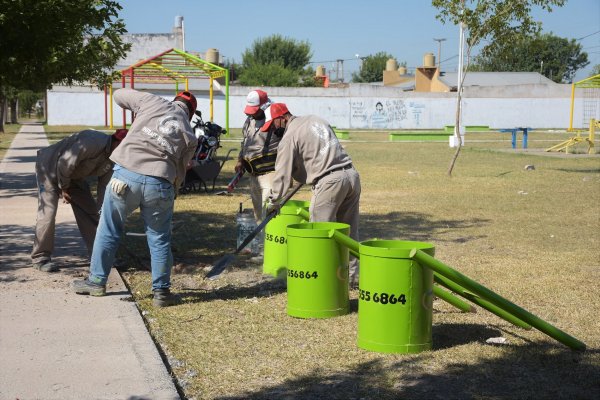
[205,182,304,279]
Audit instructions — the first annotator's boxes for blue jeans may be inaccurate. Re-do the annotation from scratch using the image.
[89,165,175,290]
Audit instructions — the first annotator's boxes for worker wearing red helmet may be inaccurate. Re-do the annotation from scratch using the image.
[31,128,128,272]
[263,103,361,288]
[72,89,197,307]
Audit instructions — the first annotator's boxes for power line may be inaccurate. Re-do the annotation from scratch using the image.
[576,30,600,41]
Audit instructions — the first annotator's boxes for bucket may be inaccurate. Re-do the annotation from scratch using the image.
[357,240,435,354]
[263,200,310,276]
[236,204,260,255]
[286,222,350,318]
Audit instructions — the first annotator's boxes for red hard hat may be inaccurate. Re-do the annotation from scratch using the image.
[176,91,197,115]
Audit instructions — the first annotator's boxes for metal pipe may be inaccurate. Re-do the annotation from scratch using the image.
[434,273,531,329]
[209,77,214,121]
[569,83,575,131]
[411,249,586,351]
[433,285,475,313]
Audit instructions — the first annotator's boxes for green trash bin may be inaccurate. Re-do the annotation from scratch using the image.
[263,200,310,277]
[357,240,435,354]
[286,222,350,318]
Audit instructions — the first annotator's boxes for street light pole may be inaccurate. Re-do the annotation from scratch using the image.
[433,38,447,69]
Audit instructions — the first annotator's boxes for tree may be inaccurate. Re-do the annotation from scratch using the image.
[590,64,600,77]
[238,35,317,87]
[432,0,566,176]
[0,0,131,132]
[18,90,43,119]
[472,33,588,83]
[238,63,302,87]
[352,52,396,83]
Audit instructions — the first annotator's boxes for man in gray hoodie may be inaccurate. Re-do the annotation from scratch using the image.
[31,128,127,272]
[263,103,361,287]
[72,89,198,307]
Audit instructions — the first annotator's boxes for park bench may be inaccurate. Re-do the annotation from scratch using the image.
[499,127,532,149]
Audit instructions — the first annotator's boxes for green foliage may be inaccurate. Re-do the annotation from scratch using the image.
[238,34,316,86]
[472,33,589,83]
[17,90,43,117]
[432,0,565,50]
[0,0,130,131]
[590,64,600,77]
[352,52,396,83]
[242,34,311,71]
[0,0,130,91]
[238,63,301,87]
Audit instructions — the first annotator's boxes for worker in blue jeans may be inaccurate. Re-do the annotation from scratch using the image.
[89,165,175,292]
[72,88,198,307]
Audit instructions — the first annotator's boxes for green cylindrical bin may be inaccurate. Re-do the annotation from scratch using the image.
[263,200,310,277]
[358,240,435,354]
[286,222,350,318]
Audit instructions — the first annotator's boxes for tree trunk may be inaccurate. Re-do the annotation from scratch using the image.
[447,42,474,177]
[10,98,18,124]
[0,93,5,133]
[447,92,463,176]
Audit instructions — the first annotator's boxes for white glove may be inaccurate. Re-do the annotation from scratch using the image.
[265,198,280,215]
[109,178,128,196]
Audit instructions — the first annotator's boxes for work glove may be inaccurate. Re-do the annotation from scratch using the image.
[265,198,281,215]
[109,178,128,196]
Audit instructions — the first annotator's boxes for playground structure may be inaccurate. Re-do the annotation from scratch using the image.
[104,48,230,132]
[546,118,597,154]
[568,74,600,131]
[550,73,600,153]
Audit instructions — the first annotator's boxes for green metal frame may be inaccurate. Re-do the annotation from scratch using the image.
[115,48,229,132]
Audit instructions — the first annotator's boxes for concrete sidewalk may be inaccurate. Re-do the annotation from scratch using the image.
[0,124,180,400]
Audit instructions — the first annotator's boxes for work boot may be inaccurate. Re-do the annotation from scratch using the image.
[153,288,179,307]
[32,260,59,272]
[72,279,106,296]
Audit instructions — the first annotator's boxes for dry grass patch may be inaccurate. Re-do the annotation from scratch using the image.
[115,132,599,399]
[0,124,21,159]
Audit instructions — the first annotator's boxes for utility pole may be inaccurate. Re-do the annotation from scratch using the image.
[433,38,446,69]
[336,59,344,82]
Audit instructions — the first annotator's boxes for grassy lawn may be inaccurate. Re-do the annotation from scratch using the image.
[0,124,22,159]
[44,124,113,144]
[111,129,600,399]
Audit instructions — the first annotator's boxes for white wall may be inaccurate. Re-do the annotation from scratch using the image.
[47,83,588,130]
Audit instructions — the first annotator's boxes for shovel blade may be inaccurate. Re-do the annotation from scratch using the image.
[205,253,236,279]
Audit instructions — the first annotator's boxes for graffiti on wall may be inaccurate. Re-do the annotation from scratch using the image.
[350,98,419,129]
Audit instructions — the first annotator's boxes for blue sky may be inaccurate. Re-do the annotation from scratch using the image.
[117,0,600,82]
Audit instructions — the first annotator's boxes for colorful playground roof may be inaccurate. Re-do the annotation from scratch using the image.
[574,74,600,89]
[118,48,227,84]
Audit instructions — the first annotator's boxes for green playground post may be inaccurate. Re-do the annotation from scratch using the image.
[410,249,586,351]
[434,274,531,329]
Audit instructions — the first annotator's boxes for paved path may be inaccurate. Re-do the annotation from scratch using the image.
[0,124,180,400]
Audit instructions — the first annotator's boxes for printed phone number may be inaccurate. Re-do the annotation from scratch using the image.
[359,289,406,305]
[287,269,319,279]
[265,233,286,244]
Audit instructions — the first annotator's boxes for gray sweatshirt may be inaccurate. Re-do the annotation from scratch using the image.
[270,115,352,202]
[37,129,114,195]
[110,88,197,184]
